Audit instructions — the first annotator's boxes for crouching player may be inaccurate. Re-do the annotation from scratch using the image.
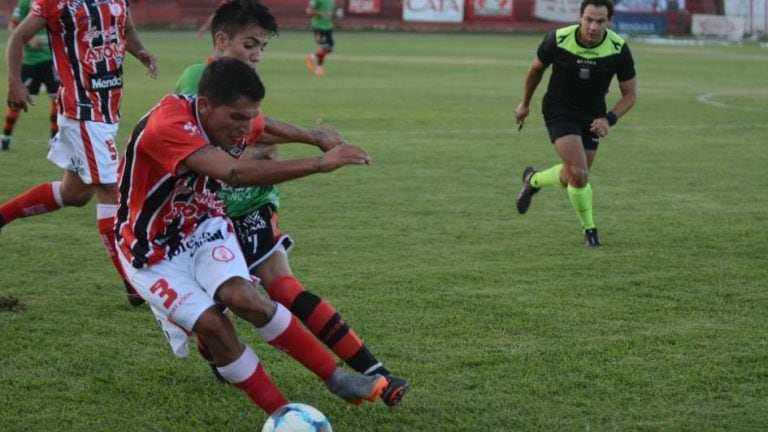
[115,58,386,414]
[174,0,409,406]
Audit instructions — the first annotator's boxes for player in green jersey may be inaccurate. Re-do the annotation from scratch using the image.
[2,0,59,151]
[514,0,637,247]
[304,0,336,77]
[175,0,409,407]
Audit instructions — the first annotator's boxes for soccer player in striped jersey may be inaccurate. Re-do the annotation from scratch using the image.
[514,0,637,247]
[2,0,59,151]
[116,57,386,414]
[3,0,157,304]
[174,0,409,406]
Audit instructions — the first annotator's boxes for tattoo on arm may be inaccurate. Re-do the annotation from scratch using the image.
[227,168,241,187]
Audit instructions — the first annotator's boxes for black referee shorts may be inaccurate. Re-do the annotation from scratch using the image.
[543,107,600,150]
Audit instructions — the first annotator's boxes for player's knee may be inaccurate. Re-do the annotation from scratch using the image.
[218,277,275,326]
[61,188,94,207]
[566,167,589,187]
[195,307,230,338]
[195,307,242,361]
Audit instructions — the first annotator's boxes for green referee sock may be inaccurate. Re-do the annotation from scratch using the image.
[530,164,564,188]
[567,183,595,230]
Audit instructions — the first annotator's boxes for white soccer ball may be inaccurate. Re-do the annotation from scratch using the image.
[261,403,333,432]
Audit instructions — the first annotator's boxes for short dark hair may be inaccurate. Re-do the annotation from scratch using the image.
[198,57,265,106]
[210,0,279,42]
[581,0,614,19]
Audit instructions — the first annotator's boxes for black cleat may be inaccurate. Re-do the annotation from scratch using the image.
[516,166,540,214]
[584,228,602,247]
[1,136,9,151]
[380,374,410,407]
[124,280,146,306]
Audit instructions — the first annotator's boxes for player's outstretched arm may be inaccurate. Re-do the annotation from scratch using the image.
[261,118,346,152]
[182,144,370,187]
[5,14,47,111]
[124,10,158,79]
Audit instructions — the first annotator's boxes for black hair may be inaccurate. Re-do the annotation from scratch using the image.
[198,57,265,106]
[210,0,279,42]
[581,0,614,19]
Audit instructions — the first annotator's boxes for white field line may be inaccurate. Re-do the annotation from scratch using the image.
[697,91,768,113]
[267,52,530,67]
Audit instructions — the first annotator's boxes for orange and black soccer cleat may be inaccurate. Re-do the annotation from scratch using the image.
[380,375,410,407]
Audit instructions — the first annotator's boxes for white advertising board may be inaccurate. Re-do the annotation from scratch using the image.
[692,14,746,40]
[403,0,465,23]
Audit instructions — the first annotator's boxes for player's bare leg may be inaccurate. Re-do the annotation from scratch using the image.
[90,180,145,304]
[195,305,288,414]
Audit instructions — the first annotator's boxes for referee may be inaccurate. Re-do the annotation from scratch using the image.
[514,0,637,247]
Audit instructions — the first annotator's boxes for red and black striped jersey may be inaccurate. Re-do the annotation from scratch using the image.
[115,95,229,268]
[32,0,128,123]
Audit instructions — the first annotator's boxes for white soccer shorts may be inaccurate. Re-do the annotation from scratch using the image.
[119,216,252,357]
[48,116,120,185]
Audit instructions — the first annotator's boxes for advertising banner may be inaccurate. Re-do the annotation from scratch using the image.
[533,0,580,23]
[613,12,668,34]
[692,14,746,39]
[615,1,686,12]
[472,0,513,17]
[403,0,465,23]
[348,0,381,14]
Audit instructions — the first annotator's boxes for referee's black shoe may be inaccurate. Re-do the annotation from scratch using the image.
[516,166,540,214]
[584,228,602,247]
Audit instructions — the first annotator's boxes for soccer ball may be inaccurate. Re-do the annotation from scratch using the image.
[261,403,333,432]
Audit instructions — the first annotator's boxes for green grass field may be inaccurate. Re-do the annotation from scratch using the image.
[1,30,767,431]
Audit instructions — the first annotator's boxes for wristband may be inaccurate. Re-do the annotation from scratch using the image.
[605,111,618,126]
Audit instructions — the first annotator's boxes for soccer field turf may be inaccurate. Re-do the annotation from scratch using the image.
[1,30,767,431]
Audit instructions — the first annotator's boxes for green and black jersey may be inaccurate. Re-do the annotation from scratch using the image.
[537,25,635,119]
[12,0,53,65]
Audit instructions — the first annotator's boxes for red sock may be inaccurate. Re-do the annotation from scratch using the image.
[3,107,21,135]
[258,303,337,381]
[218,346,288,414]
[0,181,62,225]
[96,204,128,281]
[268,275,370,369]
